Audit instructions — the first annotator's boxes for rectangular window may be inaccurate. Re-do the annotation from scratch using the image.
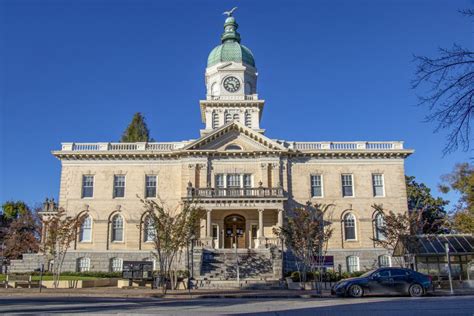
[111,258,123,272]
[251,224,258,239]
[77,258,91,272]
[82,175,94,198]
[215,174,225,188]
[372,174,384,197]
[341,174,354,197]
[145,175,157,198]
[227,174,240,188]
[347,256,359,273]
[243,174,252,188]
[113,175,125,198]
[310,175,323,197]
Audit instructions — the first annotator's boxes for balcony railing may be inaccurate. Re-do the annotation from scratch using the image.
[291,141,404,151]
[59,140,406,153]
[60,142,189,152]
[186,187,285,199]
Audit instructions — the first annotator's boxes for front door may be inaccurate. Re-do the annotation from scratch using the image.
[224,214,246,248]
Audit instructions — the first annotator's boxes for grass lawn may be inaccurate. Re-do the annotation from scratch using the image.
[0,274,101,281]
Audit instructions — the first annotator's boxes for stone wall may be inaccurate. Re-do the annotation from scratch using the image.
[9,250,189,273]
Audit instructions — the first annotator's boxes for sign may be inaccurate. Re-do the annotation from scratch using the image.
[314,256,334,268]
[122,261,154,280]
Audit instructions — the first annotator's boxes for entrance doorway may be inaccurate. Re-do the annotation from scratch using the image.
[224,214,246,248]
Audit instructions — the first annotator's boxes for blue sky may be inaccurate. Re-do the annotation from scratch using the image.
[0,0,472,209]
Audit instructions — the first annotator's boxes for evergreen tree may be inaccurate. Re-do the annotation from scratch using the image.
[1,200,30,220]
[120,113,152,142]
[405,176,449,234]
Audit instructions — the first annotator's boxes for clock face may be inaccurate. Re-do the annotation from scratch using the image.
[223,76,240,93]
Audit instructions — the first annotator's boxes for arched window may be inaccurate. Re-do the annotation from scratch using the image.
[374,213,386,241]
[212,111,219,129]
[144,215,156,242]
[224,111,231,123]
[245,82,252,94]
[343,213,356,240]
[233,113,240,122]
[77,257,90,272]
[111,214,124,242]
[346,256,359,273]
[244,111,252,127]
[110,257,123,272]
[79,215,92,242]
[378,255,391,267]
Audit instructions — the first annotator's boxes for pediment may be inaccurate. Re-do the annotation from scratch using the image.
[183,122,286,152]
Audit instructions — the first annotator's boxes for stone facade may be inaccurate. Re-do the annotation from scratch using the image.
[11,13,413,276]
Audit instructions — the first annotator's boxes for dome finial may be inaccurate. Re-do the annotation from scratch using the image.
[221,7,241,43]
[223,7,238,17]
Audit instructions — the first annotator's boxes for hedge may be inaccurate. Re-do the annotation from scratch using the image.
[286,270,368,282]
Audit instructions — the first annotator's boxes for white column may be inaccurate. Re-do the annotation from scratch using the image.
[258,209,265,238]
[277,209,284,228]
[206,209,212,238]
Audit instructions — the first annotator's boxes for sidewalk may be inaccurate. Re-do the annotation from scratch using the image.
[430,287,474,296]
[0,287,331,299]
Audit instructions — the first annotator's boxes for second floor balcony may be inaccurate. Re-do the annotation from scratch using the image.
[186,185,285,200]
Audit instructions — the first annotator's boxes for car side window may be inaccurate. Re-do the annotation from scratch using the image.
[374,270,390,278]
[391,269,408,277]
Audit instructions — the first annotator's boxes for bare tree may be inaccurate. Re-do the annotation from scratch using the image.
[371,204,448,266]
[41,208,81,288]
[273,202,334,284]
[412,10,474,155]
[140,198,204,294]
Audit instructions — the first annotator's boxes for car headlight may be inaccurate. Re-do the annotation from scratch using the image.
[336,281,348,289]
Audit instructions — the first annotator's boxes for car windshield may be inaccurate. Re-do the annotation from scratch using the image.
[360,270,376,277]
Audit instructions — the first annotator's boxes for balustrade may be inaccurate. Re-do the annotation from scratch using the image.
[187,187,284,198]
[62,140,402,152]
[294,141,402,151]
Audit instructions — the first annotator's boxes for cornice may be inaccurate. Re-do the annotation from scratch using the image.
[52,148,413,161]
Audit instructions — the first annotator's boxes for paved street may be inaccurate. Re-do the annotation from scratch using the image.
[1,295,473,315]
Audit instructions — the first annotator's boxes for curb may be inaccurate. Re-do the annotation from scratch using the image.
[1,290,473,299]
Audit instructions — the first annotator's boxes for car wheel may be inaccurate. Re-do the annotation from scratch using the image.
[409,284,424,297]
[348,284,364,298]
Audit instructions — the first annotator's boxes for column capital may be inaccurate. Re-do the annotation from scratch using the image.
[206,209,213,214]
[258,208,265,213]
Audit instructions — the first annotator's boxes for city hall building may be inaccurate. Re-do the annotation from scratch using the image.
[12,13,413,278]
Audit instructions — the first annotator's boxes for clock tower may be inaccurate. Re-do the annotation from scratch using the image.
[200,12,265,136]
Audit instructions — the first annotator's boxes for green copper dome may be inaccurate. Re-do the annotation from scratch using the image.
[207,15,256,68]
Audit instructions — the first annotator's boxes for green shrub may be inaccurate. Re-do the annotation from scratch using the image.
[349,271,366,278]
[290,271,301,282]
[29,271,122,278]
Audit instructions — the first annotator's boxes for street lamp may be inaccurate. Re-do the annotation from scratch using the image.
[188,234,195,294]
[234,234,240,286]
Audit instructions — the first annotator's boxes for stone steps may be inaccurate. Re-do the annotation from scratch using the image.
[199,249,275,281]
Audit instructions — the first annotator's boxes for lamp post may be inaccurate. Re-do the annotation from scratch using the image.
[188,234,195,294]
[234,234,240,286]
[445,243,454,295]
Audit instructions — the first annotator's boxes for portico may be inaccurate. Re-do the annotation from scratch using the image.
[198,207,284,249]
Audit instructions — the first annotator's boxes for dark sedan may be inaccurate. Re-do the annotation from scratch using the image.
[331,267,432,298]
